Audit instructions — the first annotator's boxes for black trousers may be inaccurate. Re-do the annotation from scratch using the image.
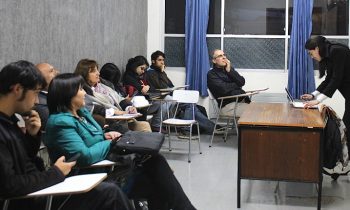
[5,182,132,210]
[343,97,350,156]
[125,154,196,210]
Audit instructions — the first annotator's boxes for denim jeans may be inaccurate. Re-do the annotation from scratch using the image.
[180,104,215,134]
[148,101,173,128]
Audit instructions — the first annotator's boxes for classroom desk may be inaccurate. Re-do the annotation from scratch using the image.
[237,102,325,210]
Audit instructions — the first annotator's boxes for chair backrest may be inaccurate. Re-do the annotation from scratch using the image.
[207,88,215,100]
[172,90,199,103]
[207,88,219,119]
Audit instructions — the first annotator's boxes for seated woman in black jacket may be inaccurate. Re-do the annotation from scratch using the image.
[123,56,169,132]
[99,62,148,122]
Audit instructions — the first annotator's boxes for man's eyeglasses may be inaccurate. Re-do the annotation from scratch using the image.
[213,54,226,59]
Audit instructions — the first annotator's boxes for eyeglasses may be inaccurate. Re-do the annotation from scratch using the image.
[213,54,226,59]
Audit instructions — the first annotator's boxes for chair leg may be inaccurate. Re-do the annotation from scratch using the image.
[45,195,53,210]
[167,125,172,151]
[233,117,239,135]
[209,114,220,147]
[196,122,202,154]
[3,200,9,210]
[224,118,230,142]
[57,195,72,210]
[188,125,192,163]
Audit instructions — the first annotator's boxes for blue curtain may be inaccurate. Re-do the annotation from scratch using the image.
[185,0,210,96]
[288,0,314,98]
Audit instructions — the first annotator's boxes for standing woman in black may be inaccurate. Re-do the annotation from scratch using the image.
[302,36,350,154]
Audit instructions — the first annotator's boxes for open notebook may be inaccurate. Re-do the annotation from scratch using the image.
[285,88,318,109]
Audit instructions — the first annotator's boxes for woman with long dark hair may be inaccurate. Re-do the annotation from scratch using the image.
[302,36,350,165]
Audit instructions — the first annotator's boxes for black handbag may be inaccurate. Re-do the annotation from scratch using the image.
[110,131,165,155]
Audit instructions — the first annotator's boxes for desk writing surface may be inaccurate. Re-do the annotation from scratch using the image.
[156,85,189,92]
[238,102,325,128]
[106,113,142,120]
[26,173,107,197]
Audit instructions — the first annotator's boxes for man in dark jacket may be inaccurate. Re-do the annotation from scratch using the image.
[0,60,132,210]
[207,49,250,117]
[33,63,59,130]
[146,50,174,90]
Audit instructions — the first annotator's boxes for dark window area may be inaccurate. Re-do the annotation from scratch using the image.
[207,0,221,34]
[165,0,185,34]
[164,0,349,68]
[165,0,220,34]
[289,0,349,35]
[224,0,286,35]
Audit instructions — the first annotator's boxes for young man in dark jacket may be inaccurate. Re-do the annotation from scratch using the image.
[145,51,216,135]
[0,60,132,210]
[146,50,174,90]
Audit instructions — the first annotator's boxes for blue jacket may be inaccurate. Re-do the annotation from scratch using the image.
[44,108,111,167]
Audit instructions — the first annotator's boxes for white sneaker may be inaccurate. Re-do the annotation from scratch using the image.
[177,131,199,140]
[213,126,226,135]
[323,162,350,175]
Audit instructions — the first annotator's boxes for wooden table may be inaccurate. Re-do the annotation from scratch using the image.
[237,102,325,210]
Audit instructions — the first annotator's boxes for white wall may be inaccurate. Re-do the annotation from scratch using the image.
[147,0,345,117]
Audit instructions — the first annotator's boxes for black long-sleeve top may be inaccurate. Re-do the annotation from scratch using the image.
[207,66,247,107]
[145,65,174,89]
[317,43,350,99]
[0,112,64,199]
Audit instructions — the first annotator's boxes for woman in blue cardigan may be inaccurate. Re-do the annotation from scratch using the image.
[44,73,196,210]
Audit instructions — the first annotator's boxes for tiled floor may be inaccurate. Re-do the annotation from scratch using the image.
[161,133,350,210]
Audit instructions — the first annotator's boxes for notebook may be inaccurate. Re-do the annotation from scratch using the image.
[285,88,318,109]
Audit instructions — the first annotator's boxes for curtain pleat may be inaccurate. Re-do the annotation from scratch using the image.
[288,0,315,98]
[185,0,210,96]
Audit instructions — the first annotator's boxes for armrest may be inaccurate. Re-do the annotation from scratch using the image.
[90,160,116,168]
[4,173,107,200]
[78,160,116,170]
[148,98,176,102]
[218,92,257,100]
[27,173,107,197]
[245,87,269,93]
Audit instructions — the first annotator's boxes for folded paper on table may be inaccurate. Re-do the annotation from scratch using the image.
[132,96,150,107]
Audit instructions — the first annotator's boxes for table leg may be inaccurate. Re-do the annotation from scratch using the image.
[237,128,241,208]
